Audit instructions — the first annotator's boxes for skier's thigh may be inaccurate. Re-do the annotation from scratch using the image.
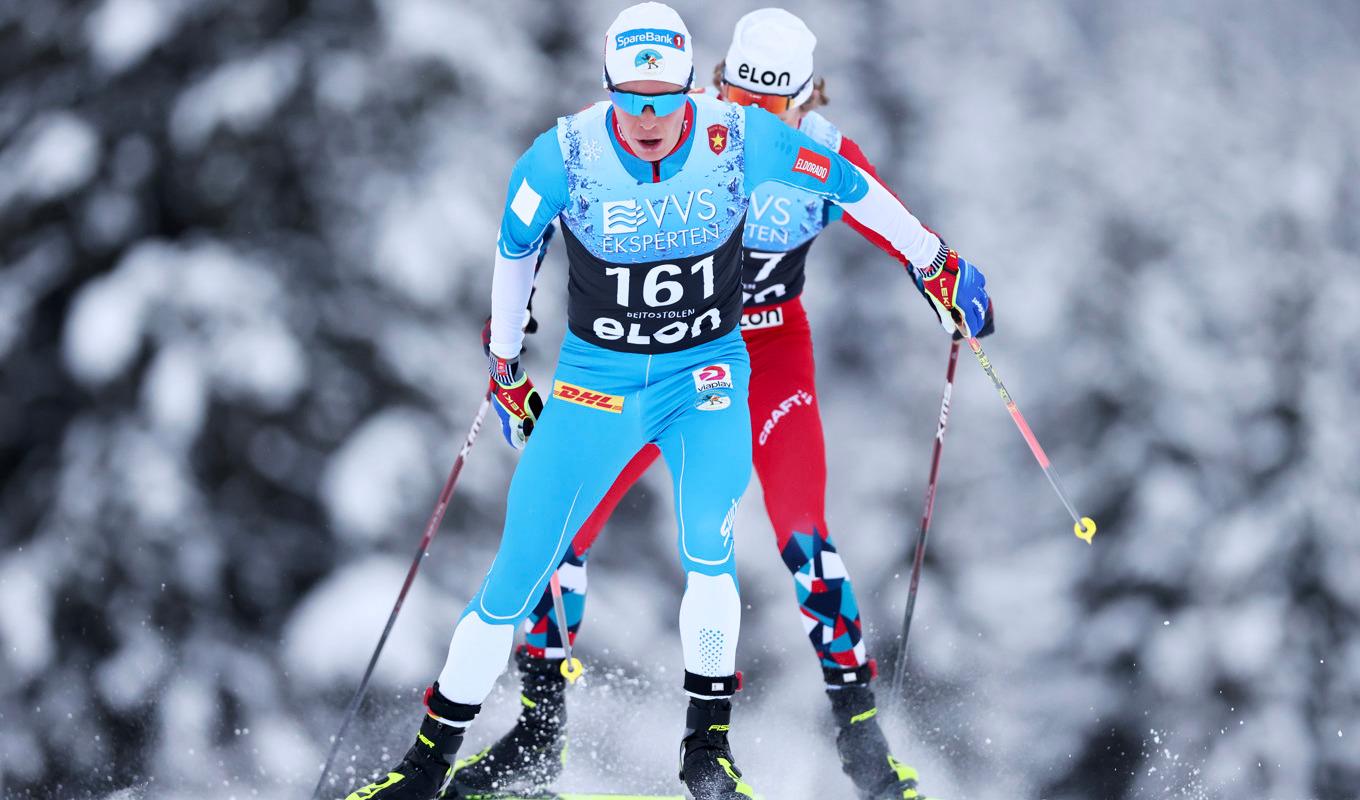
[747,333,828,540]
[473,395,642,623]
[656,390,754,573]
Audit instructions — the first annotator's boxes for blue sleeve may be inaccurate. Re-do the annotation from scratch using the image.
[497,128,569,259]
[742,106,871,204]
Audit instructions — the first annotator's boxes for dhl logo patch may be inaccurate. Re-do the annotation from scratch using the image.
[553,380,624,413]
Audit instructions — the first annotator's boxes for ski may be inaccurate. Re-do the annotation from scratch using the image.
[455,794,683,800]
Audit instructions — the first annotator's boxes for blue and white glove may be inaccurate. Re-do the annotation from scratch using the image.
[916,247,992,338]
[912,271,996,339]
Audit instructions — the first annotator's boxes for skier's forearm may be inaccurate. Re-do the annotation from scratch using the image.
[489,249,537,359]
[838,167,943,273]
[837,135,924,270]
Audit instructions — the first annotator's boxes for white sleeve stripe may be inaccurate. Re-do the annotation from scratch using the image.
[489,249,537,359]
[840,165,942,270]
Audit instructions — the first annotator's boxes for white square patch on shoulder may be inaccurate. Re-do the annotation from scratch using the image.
[510,178,542,226]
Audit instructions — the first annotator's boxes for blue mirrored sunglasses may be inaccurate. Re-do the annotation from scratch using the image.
[609,88,689,116]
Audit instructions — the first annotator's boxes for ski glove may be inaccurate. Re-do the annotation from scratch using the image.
[488,354,543,450]
[917,247,990,338]
[958,299,996,339]
[911,270,996,340]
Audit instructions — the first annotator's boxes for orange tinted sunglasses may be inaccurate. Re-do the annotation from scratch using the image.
[721,81,796,114]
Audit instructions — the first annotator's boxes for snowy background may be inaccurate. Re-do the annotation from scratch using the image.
[2,0,1359,798]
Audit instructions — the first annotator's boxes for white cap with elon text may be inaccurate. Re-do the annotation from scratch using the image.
[603,2,694,89]
[723,8,816,105]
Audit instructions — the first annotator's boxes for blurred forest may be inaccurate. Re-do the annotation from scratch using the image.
[1,1,1358,798]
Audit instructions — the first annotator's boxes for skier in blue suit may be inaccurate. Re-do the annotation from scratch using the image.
[344,4,989,799]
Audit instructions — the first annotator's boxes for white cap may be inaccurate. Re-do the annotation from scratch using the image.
[603,3,694,89]
[723,8,816,106]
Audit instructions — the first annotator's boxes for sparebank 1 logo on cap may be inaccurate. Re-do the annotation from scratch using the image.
[615,28,686,51]
[635,49,663,71]
[603,199,646,234]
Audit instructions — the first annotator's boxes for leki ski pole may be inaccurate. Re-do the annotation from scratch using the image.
[890,340,960,703]
[310,394,492,800]
[548,572,586,682]
[961,332,1097,543]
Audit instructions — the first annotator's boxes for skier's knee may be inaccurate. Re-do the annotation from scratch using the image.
[676,504,741,572]
[685,560,739,585]
[681,557,737,580]
[677,532,735,572]
[468,581,545,625]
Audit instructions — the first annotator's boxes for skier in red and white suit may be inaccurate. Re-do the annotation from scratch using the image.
[452,9,991,800]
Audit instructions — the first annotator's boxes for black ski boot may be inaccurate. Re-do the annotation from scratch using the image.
[343,684,476,800]
[447,649,567,795]
[678,694,757,799]
[828,684,932,799]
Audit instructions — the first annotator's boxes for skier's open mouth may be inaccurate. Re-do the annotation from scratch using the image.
[637,137,664,149]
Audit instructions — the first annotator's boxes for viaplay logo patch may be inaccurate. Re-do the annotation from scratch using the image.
[692,364,733,393]
[615,28,686,51]
[791,147,830,183]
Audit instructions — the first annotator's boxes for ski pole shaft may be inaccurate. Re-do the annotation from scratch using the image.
[548,572,585,682]
[310,394,492,800]
[962,335,1096,543]
[890,340,960,703]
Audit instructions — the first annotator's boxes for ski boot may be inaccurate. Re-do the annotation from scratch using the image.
[343,684,477,800]
[828,677,934,800]
[678,683,757,800]
[446,649,567,795]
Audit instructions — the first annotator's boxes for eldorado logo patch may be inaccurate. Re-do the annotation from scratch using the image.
[553,380,624,413]
[792,147,830,183]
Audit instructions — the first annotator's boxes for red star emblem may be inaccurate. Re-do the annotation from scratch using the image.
[707,124,728,155]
